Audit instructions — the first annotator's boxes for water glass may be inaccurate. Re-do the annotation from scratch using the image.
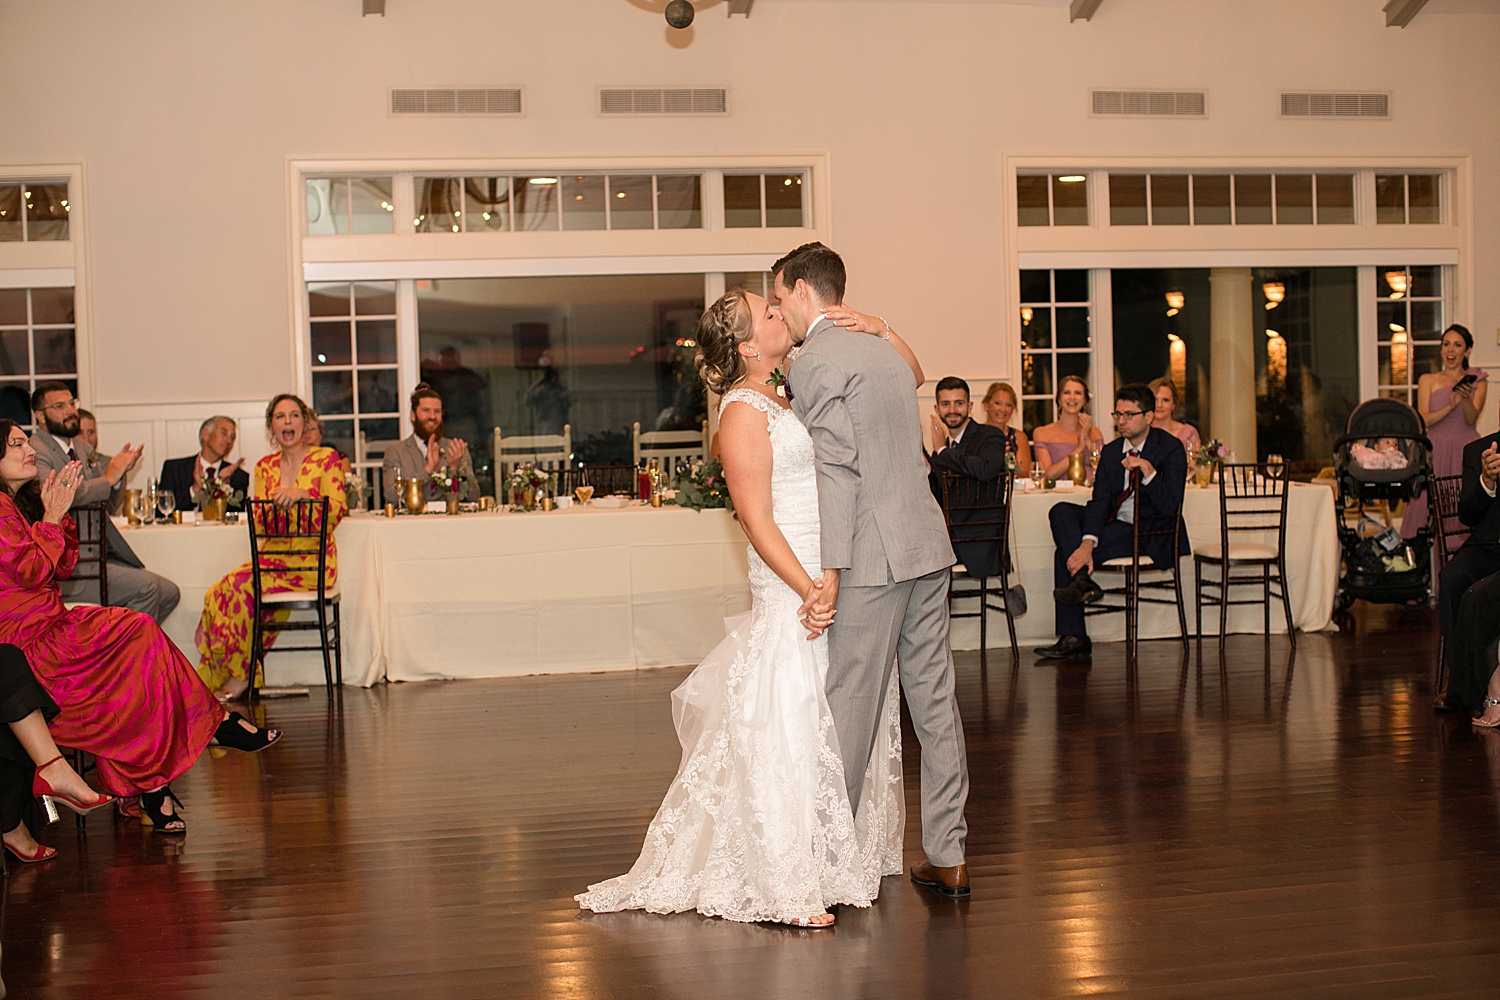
[156,490,176,520]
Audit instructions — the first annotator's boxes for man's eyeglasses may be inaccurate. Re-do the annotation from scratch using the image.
[42,398,78,413]
[1110,409,1145,420]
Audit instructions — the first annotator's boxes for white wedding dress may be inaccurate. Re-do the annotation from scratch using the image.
[577,388,905,924]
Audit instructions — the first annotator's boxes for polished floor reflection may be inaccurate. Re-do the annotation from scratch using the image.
[5,604,1498,999]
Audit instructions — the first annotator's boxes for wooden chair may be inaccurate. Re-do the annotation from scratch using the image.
[1429,473,1466,693]
[1085,471,1190,661]
[633,421,707,473]
[554,464,637,498]
[937,471,1019,664]
[61,502,108,610]
[246,498,342,692]
[492,425,571,492]
[1193,461,1295,653]
[357,430,401,507]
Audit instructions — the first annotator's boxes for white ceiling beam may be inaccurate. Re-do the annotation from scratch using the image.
[1384,0,1430,27]
[1069,0,1104,22]
[727,0,753,16]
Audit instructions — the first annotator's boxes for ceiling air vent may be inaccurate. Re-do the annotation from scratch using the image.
[1091,90,1206,117]
[1280,92,1389,118]
[599,88,728,116]
[390,88,523,116]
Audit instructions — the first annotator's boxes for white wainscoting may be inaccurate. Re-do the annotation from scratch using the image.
[88,400,277,492]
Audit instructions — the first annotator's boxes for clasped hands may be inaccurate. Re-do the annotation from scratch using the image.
[796,570,841,640]
[1482,441,1500,493]
[424,436,468,474]
[1121,452,1156,480]
[39,460,83,524]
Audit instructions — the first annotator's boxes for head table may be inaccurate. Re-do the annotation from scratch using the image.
[125,483,1338,688]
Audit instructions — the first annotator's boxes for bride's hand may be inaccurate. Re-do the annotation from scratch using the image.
[820,305,887,337]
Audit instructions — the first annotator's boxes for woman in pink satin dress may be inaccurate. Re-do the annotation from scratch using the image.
[0,420,280,833]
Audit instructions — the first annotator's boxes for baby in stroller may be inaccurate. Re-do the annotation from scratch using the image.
[1350,437,1411,471]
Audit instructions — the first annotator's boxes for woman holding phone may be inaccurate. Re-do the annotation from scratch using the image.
[1403,324,1487,544]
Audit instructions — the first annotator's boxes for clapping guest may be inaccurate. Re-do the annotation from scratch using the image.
[29,382,181,623]
[158,416,250,514]
[0,421,279,835]
[928,377,1010,580]
[1148,378,1201,456]
[977,382,1032,477]
[1438,434,1500,720]
[196,395,347,702]
[381,384,480,505]
[1031,375,1104,481]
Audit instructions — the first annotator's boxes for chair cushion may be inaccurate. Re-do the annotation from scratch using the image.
[1099,555,1165,569]
[260,586,340,604]
[1193,542,1278,561]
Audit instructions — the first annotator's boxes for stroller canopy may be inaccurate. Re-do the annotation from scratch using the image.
[1341,398,1428,441]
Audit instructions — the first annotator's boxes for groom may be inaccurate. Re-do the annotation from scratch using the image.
[777,243,972,897]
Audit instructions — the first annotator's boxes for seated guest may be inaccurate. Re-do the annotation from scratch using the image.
[158,416,250,513]
[303,409,352,476]
[29,382,180,623]
[978,381,1032,477]
[1032,374,1105,481]
[76,408,99,454]
[382,383,480,504]
[197,394,348,702]
[1149,378,1201,456]
[1439,436,1500,721]
[928,376,1010,580]
[0,643,115,862]
[1035,383,1190,659]
[0,421,279,834]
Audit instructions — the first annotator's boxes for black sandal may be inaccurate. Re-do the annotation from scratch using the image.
[210,712,282,755]
[141,787,186,834]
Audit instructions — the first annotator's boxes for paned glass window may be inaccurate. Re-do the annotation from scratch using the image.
[1375,174,1442,225]
[416,174,702,232]
[307,281,400,490]
[1376,266,1444,402]
[0,287,78,426]
[1019,269,1092,430]
[723,173,805,229]
[0,181,70,242]
[1017,173,1089,227]
[1108,174,1355,226]
[305,177,395,235]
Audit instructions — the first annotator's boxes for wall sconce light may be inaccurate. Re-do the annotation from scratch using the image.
[1165,291,1184,317]
[1262,281,1285,310]
[1384,270,1408,299]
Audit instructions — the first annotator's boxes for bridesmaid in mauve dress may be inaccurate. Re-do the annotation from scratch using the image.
[0,420,280,833]
[1402,325,1487,543]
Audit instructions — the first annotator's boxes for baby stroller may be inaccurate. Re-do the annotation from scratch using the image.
[1331,398,1433,613]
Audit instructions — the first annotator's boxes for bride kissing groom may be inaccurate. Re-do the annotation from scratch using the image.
[578,242,970,929]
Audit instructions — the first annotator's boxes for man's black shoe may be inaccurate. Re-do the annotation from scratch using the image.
[1033,635,1092,658]
[1053,572,1104,607]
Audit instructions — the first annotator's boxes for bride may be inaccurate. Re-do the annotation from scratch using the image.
[577,288,912,928]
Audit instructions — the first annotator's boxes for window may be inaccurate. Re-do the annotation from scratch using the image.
[1252,268,1358,463]
[1376,266,1444,403]
[0,181,70,242]
[416,274,706,495]
[0,287,77,426]
[723,173,805,228]
[1109,174,1355,226]
[1111,269,1212,438]
[1375,174,1441,224]
[1018,269,1092,430]
[415,174,702,233]
[307,282,400,487]
[304,177,395,235]
[1016,173,1089,227]
[726,272,770,296]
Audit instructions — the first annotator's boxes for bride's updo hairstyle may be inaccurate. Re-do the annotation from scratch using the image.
[694,289,755,395]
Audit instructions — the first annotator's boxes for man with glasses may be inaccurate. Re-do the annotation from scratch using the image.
[29,381,181,624]
[1035,382,1189,660]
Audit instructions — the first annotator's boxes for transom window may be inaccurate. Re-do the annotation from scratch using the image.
[1108,174,1354,226]
[723,173,805,228]
[305,177,395,235]
[1016,173,1089,227]
[0,181,70,242]
[1376,266,1444,403]
[0,287,78,426]
[415,174,703,233]
[1375,174,1441,224]
[1018,269,1092,429]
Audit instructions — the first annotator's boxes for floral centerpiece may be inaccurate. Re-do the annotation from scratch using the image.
[429,465,462,498]
[671,458,733,512]
[1192,439,1229,486]
[191,474,244,520]
[343,469,368,511]
[506,463,550,510]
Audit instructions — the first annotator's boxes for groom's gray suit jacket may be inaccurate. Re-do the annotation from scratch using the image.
[787,319,953,586]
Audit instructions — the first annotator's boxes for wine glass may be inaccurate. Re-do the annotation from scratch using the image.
[128,491,147,523]
[156,490,176,521]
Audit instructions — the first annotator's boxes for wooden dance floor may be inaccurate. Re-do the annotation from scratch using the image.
[7,605,1500,999]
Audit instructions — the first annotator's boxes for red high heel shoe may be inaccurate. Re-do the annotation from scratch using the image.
[3,839,56,863]
[32,755,116,823]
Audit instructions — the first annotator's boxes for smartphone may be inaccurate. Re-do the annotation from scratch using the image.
[1455,373,1479,390]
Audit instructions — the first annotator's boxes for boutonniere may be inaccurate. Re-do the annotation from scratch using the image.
[767,367,792,400]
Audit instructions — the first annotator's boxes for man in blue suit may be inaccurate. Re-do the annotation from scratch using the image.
[1035,382,1190,659]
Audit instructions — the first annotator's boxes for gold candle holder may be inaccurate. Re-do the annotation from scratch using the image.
[541,496,554,511]
[650,493,663,507]
[124,489,142,525]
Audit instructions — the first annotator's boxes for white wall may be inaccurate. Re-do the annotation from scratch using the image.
[1,0,1497,436]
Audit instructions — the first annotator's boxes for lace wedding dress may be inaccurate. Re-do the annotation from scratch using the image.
[577,388,905,924]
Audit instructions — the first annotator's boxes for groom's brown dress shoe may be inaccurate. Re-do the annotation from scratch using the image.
[910,861,970,897]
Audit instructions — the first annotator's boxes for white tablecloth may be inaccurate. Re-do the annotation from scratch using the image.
[127,484,1337,686]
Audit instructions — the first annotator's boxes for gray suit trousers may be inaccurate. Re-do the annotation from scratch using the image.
[827,567,968,868]
[60,560,181,625]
